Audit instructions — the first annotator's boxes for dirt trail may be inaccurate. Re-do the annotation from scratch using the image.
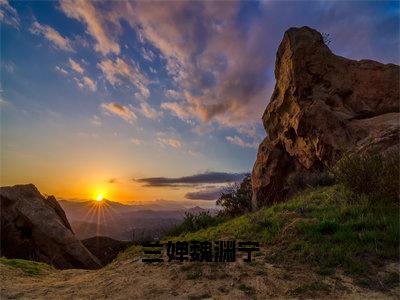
[1,254,399,299]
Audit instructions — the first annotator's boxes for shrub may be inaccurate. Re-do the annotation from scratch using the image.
[285,170,335,196]
[167,211,225,237]
[333,148,399,201]
[216,174,252,217]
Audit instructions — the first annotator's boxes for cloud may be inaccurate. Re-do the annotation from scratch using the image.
[157,137,181,148]
[185,186,225,200]
[69,58,84,74]
[117,2,272,128]
[130,138,143,145]
[160,102,191,121]
[165,89,182,100]
[0,98,9,106]
[30,21,74,52]
[141,47,156,61]
[138,102,160,120]
[91,115,101,126]
[73,75,97,92]
[73,77,84,89]
[59,0,120,55]
[0,0,20,28]
[136,171,248,187]
[2,61,15,73]
[82,75,97,91]
[101,102,136,123]
[58,1,399,132]
[226,135,258,148]
[55,66,68,75]
[98,57,150,98]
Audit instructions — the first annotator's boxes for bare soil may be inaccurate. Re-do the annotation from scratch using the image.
[1,253,399,299]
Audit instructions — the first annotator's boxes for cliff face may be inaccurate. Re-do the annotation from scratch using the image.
[252,27,399,209]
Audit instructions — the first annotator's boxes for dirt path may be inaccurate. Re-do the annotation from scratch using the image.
[1,255,399,299]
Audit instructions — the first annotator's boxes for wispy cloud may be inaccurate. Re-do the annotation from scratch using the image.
[165,89,181,100]
[130,138,143,145]
[138,102,160,120]
[55,66,68,75]
[0,0,20,28]
[226,135,258,149]
[60,0,120,55]
[91,115,101,126]
[157,137,182,149]
[101,102,136,124]
[69,58,84,74]
[73,75,97,92]
[161,102,191,121]
[141,47,156,62]
[3,61,16,74]
[185,186,226,200]
[98,57,150,98]
[82,75,97,92]
[30,21,74,52]
[136,171,248,187]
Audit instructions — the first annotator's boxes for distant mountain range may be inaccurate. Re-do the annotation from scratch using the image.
[58,199,217,241]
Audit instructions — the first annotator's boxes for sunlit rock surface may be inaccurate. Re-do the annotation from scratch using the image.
[252,26,399,209]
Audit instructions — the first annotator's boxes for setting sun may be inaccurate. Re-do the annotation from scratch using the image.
[96,194,103,202]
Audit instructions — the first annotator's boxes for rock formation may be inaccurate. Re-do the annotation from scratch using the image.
[252,26,399,209]
[81,236,131,265]
[0,184,102,269]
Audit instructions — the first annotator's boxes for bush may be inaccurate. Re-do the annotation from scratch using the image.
[333,148,399,201]
[216,174,252,217]
[286,171,335,195]
[167,211,225,237]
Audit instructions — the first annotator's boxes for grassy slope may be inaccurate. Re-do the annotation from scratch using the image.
[0,257,52,276]
[162,185,399,281]
[1,185,398,297]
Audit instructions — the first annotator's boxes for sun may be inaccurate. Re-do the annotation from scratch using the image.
[96,194,103,202]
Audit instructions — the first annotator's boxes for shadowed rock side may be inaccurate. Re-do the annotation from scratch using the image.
[0,184,102,269]
[252,26,399,209]
[82,236,132,265]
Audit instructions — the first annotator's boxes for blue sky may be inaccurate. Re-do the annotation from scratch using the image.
[1,0,398,204]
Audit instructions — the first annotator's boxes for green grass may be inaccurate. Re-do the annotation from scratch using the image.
[116,245,143,260]
[118,184,399,285]
[0,257,51,276]
[162,185,399,276]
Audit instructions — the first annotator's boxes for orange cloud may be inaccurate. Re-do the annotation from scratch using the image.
[101,102,136,123]
[69,58,84,74]
[60,0,120,55]
[30,21,74,52]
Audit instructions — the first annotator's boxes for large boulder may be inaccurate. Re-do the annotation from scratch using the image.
[252,26,399,209]
[0,184,102,269]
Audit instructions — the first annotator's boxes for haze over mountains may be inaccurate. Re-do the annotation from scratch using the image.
[59,199,217,240]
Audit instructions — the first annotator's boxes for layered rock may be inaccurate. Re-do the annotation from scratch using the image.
[0,184,102,269]
[252,26,399,209]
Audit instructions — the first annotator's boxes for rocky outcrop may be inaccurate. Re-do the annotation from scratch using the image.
[252,26,399,209]
[82,236,131,265]
[0,184,102,269]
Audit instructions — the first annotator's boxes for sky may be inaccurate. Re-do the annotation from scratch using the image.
[1,0,399,206]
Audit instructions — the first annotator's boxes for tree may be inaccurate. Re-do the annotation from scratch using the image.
[216,174,252,217]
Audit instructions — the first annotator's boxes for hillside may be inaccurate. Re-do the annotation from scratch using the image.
[60,199,213,240]
[1,185,399,299]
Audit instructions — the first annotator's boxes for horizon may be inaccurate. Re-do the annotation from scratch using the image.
[1,0,399,205]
